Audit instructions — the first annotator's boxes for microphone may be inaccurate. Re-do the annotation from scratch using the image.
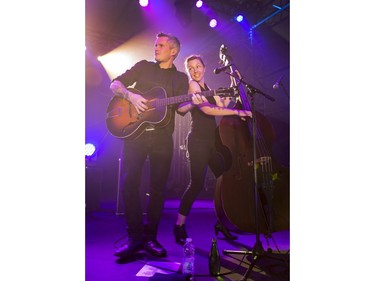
[273,75,284,89]
[213,64,232,74]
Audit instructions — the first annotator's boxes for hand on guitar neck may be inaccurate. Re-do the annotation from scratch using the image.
[191,92,207,105]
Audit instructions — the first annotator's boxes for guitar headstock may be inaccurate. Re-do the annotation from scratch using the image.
[217,86,238,97]
[219,44,232,66]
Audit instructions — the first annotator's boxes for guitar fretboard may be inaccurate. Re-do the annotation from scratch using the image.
[149,89,233,108]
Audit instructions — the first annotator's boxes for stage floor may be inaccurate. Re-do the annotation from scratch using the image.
[86,200,290,281]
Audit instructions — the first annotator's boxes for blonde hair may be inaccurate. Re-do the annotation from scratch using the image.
[184,54,205,73]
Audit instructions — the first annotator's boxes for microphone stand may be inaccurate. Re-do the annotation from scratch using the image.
[279,80,290,100]
[238,77,276,102]
[221,71,283,281]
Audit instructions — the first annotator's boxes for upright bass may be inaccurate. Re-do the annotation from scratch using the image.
[214,45,289,235]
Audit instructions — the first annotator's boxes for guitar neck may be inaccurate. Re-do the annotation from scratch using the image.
[150,89,231,108]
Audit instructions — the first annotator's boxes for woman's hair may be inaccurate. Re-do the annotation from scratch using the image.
[184,55,205,72]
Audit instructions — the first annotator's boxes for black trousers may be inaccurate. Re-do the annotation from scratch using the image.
[178,135,226,216]
[121,130,173,241]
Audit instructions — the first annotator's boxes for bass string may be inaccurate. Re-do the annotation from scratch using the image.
[229,65,274,186]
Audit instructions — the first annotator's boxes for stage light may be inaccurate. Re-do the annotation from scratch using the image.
[196,0,203,8]
[209,19,217,28]
[97,52,132,80]
[235,14,244,23]
[85,143,96,157]
[139,0,148,7]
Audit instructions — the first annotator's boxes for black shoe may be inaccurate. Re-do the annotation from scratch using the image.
[114,239,143,258]
[173,224,188,245]
[214,221,237,240]
[143,240,167,257]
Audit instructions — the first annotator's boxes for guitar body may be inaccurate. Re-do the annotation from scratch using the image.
[106,87,170,140]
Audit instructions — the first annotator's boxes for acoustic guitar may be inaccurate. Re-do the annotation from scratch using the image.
[106,86,237,140]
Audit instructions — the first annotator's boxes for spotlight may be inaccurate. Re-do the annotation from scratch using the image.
[235,14,244,23]
[85,143,96,157]
[139,0,149,7]
[196,0,203,8]
[209,19,217,28]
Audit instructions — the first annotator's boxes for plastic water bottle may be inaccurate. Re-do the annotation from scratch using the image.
[182,237,195,277]
[209,238,221,276]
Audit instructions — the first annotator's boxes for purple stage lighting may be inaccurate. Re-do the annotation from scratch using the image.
[139,0,148,7]
[236,14,244,22]
[209,19,217,28]
[196,0,203,8]
[85,143,96,157]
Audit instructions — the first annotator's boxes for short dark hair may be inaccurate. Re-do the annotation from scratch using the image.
[157,32,181,57]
